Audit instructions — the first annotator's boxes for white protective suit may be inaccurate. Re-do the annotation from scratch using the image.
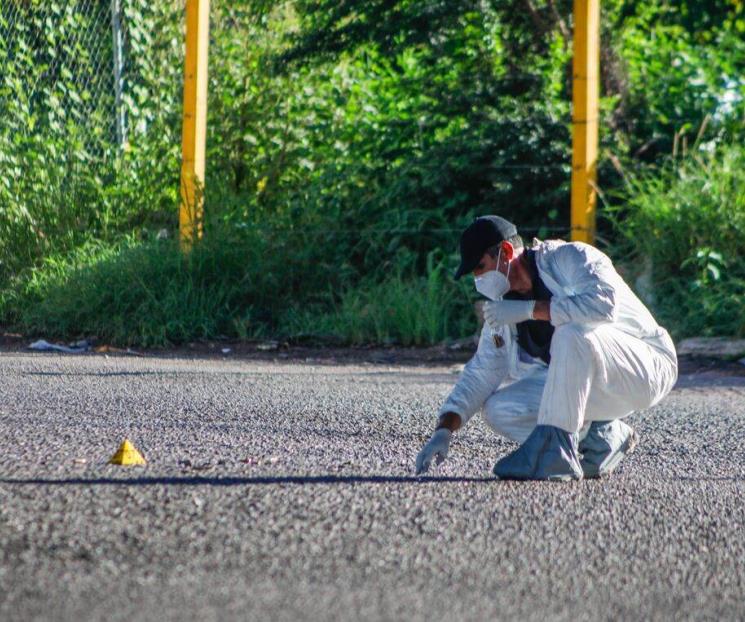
[439,240,678,442]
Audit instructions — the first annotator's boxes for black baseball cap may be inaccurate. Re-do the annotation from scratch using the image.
[454,215,518,280]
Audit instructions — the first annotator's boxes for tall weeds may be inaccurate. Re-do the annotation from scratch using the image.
[607,143,745,338]
[4,229,476,347]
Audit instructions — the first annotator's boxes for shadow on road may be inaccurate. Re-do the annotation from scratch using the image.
[665,475,745,482]
[2,475,742,486]
[20,371,457,385]
[0,475,496,486]
[22,371,161,378]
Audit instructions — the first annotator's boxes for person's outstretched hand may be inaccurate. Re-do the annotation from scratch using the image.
[415,428,452,474]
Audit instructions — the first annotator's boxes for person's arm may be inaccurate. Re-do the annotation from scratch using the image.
[547,244,618,326]
[435,322,509,429]
[415,324,509,474]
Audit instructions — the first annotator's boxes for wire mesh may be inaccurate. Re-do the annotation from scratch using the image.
[0,1,577,242]
[0,1,122,160]
[0,0,190,165]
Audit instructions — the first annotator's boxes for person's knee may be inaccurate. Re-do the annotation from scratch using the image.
[483,394,535,444]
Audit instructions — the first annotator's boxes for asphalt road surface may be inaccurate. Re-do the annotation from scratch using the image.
[1,350,744,621]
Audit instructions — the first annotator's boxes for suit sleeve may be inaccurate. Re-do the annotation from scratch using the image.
[548,244,619,326]
[438,322,510,427]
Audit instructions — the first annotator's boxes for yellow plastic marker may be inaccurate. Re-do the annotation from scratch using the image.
[109,439,147,466]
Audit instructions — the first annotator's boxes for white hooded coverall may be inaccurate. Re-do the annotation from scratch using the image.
[439,240,678,443]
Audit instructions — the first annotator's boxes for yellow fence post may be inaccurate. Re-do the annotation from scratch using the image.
[570,0,600,244]
[179,0,210,251]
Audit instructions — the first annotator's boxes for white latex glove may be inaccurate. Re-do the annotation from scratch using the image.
[483,299,535,330]
[415,428,452,475]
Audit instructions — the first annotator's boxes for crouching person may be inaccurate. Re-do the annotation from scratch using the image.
[415,216,678,481]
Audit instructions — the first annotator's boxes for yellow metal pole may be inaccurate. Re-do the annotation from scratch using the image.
[570,0,599,244]
[179,0,210,251]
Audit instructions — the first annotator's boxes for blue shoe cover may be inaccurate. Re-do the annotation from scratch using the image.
[579,419,638,479]
[493,424,583,481]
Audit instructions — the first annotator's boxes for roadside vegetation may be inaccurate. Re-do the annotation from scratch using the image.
[607,142,745,338]
[0,1,743,346]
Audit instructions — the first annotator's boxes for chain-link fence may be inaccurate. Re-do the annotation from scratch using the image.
[0,0,186,161]
[0,1,122,159]
[0,0,185,279]
[0,1,571,259]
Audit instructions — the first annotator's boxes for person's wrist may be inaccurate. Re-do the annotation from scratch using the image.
[526,299,537,319]
[436,412,461,432]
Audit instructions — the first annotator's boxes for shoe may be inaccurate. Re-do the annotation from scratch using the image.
[493,425,583,481]
[579,420,639,479]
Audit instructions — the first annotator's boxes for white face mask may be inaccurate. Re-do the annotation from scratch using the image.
[474,249,511,301]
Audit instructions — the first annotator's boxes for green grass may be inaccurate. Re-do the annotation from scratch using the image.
[2,234,266,347]
[280,260,474,346]
[1,229,476,347]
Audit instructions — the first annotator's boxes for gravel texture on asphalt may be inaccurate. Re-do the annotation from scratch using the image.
[1,351,744,622]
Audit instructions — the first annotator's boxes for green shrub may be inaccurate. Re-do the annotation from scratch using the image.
[607,143,745,339]
[1,1,743,345]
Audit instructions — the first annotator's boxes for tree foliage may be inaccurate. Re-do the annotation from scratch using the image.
[0,0,743,342]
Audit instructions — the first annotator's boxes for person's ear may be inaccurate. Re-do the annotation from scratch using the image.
[501,240,515,261]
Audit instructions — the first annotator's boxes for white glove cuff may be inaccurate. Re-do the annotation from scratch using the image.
[484,299,536,326]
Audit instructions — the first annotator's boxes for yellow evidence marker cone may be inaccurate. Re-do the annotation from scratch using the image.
[109,439,147,466]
